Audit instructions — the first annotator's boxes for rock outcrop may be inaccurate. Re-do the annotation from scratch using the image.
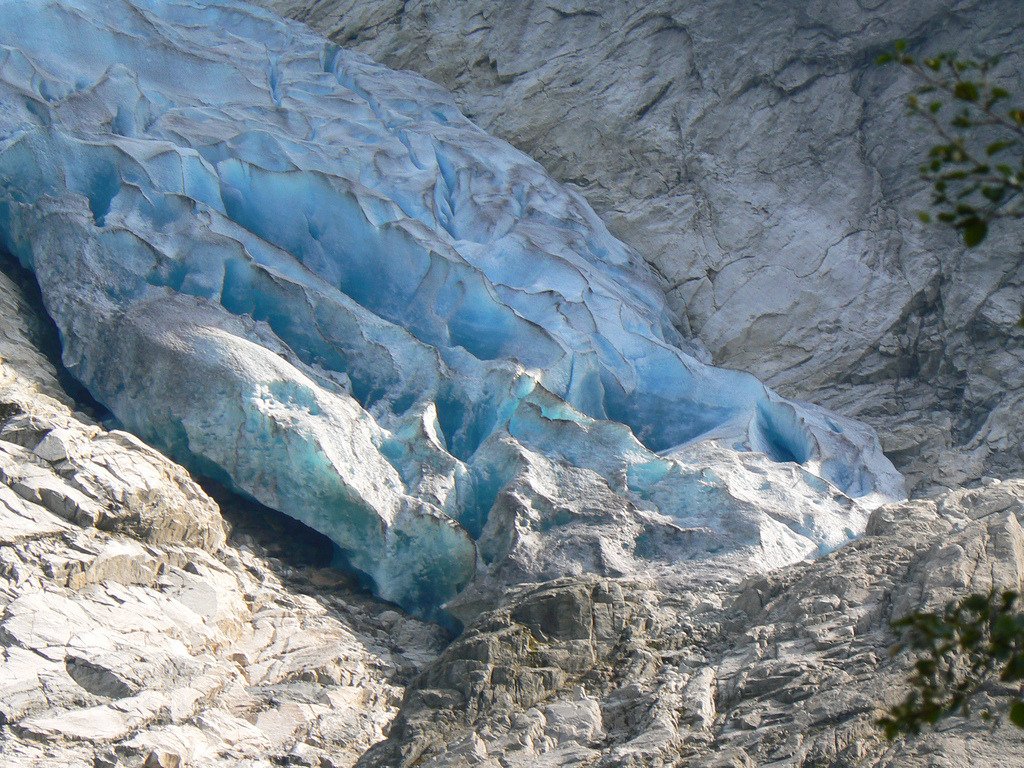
[257,0,1024,494]
[360,481,1024,767]
[0,265,446,767]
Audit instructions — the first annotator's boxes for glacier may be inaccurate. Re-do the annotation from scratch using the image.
[0,0,903,618]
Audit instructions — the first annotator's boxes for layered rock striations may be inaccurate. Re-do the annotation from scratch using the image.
[258,0,1024,493]
[0,0,901,618]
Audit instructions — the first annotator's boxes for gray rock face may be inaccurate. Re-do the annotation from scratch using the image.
[360,481,1024,767]
[255,0,1024,493]
[0,267,447,768]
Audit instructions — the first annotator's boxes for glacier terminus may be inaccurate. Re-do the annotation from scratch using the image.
[0,0,904,619]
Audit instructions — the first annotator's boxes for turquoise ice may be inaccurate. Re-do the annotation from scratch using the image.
[0,0,902,617]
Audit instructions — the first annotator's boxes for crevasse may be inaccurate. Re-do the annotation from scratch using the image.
[0,0,903,618]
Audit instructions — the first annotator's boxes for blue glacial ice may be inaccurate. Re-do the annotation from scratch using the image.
[0,0,904,617]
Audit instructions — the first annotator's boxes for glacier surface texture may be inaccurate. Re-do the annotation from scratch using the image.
[0,0,903,617]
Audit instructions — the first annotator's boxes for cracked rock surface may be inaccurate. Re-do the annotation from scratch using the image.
[257,0,1024,494]
[0,266,447,768]
[360,482,1024,767]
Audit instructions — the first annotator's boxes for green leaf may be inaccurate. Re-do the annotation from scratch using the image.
[1010,700,1024,728]
[876,52,894,65]
[918,211,932,223]
[954,81,979,102]
[987,140,1013,156]
[894,39,907,53]
[962,219,988,247]
[1000,655,1024,681]
[982,186,1007,203]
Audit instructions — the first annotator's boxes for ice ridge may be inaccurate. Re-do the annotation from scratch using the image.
[0,0,903,617]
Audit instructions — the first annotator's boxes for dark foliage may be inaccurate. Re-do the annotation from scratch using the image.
[879,589,1024,738]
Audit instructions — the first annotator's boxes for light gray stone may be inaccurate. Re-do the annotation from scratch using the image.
[360,481,1024,767]
[0,267,445,768]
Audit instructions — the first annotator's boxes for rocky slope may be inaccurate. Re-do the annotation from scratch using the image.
[3,253,1024,765]
[257,0,1024,494]
[362,482,1024,767]
[0,264,447,767]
